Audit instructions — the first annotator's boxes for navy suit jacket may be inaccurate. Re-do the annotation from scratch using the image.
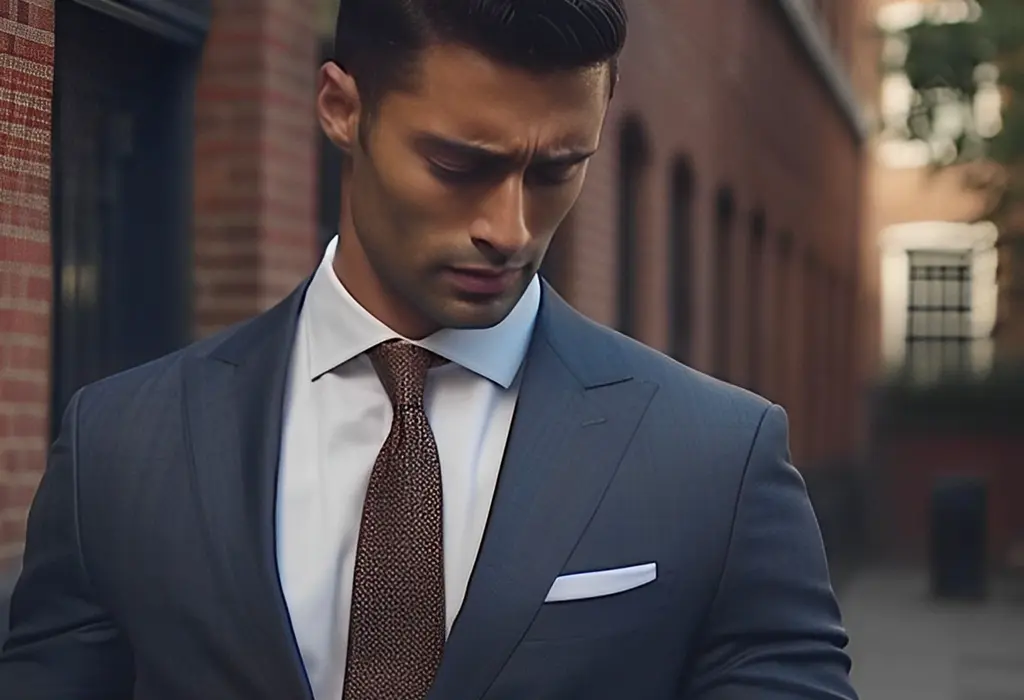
[0,281,857,699]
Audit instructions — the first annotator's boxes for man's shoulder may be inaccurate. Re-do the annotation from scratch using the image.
[562,309,771,420]
[73,315,257,414]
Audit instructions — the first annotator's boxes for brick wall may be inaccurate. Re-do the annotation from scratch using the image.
[879,430,1024,566]
[0,0,54,567]
[193,0,319,337]
[565,0,868,469]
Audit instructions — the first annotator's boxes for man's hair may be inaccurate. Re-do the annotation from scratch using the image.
[333,0,628,111]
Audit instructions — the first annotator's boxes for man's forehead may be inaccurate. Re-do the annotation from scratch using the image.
[411,131,599,164]
[379,44,609,149]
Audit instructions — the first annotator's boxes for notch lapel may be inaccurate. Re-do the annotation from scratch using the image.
[183,282,313,700]
[428,289,658,700]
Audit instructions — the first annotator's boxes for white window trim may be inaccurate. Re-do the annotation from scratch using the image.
[879,221,998,380]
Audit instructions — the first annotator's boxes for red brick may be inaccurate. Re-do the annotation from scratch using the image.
[0,499,32,543]
[5,342,47,371]
[0,204,48,231]
[25,2,54,32]
[24,273,50,302]
[11,413,46,439]
[193,0,318,334]
[0,169,49,195]
[0,377,48,404]
[0,65,53,95]
[0,237,50,266]
[0,135,51,161]
[0,448,45,477]
[0,2,53,554]
[11,36,52,65]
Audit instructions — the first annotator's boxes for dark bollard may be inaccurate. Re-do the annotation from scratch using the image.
[929,474,988,600]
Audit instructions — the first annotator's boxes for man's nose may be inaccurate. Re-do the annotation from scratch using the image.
[471,177,530,262]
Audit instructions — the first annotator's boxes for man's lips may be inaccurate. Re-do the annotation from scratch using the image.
[443,266,523,296]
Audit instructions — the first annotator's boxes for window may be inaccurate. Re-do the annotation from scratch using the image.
[905,250,972,381]
[668,159,695,363]
[713,187,735,378]
[617,118,648,337]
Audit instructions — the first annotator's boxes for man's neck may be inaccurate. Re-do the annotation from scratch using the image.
[332,235,438,340]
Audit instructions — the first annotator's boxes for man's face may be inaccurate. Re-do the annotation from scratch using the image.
[318,44,610,337]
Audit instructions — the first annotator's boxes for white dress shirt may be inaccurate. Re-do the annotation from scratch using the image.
[277,236,540,700]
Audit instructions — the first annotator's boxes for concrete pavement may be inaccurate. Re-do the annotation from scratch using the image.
[841,568,1024,700]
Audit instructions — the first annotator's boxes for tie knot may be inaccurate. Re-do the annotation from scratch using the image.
[368,340,444,408]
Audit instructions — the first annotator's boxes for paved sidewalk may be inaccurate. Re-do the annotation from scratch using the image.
[841,568,1024,700]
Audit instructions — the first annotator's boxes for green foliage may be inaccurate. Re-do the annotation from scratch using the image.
[903,20,989,100]
[896,0,1024,224]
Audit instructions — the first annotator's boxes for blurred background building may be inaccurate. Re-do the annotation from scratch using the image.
[0,0,878,588]
[863,0,1024,572]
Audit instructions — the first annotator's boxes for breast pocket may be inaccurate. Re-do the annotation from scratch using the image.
[522,562,669,643]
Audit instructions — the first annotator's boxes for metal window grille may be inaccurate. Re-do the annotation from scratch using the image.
[905,250,973,382]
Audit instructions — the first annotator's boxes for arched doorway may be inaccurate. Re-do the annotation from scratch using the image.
[669,158,695,362]
[617,117,649,337]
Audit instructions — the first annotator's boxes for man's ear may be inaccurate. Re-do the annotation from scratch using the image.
[318,61,361,153]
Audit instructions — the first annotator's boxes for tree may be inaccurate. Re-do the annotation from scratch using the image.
[894,0,1024,227]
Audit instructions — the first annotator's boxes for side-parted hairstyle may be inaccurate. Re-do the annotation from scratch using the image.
[333,0,628,111]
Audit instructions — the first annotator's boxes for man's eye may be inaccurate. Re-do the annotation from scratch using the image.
[428,160,481,184]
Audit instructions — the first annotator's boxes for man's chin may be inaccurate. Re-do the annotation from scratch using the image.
[432,292,522,330]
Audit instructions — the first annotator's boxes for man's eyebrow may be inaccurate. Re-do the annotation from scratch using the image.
[532,148,598,166]
[412,132,596,165]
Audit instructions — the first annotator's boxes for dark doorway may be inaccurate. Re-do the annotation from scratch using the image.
[50,0,203,439]
[713,187,735,379]
[617,118,648,337]
[747,209,766,391]
[668,158,695,363]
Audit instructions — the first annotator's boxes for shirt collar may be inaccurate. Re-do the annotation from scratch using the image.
[304,236,540,389]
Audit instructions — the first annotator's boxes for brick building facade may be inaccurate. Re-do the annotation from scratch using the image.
[0,0,53,567]
[0,0,874,580]
[863,0,1024,566]
[563,0,870,471]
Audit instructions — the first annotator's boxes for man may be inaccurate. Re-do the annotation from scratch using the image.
[0,1,857,698]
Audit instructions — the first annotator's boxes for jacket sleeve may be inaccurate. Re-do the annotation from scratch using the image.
[0,389,134,699]
[682,404,858,700]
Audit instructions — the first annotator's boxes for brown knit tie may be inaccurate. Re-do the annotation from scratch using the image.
[343,340,447,700]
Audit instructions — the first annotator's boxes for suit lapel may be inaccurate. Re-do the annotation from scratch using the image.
[428,287,658,700]
[183,281,313,700]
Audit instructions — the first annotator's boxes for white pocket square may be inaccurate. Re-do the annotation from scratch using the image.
[544,562,657,603]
